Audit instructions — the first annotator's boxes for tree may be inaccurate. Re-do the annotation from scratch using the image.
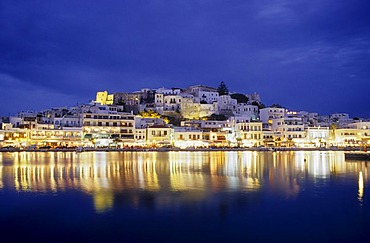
[138,109,161,118]
[230,93,248,103]
[330,123,337,142]
[202,114,227,121]
[217,81,229,95]
[270,104,284,108]
[252,101,266,109]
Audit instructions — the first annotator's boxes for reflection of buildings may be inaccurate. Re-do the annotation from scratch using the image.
[0,151,368,212]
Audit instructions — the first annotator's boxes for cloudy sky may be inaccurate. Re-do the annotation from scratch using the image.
[1,0,370,117]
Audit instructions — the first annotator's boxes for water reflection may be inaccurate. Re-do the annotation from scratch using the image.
[0,151,369,212]
[359,171,364,204]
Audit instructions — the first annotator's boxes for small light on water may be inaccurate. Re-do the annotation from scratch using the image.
[358,171,364,204]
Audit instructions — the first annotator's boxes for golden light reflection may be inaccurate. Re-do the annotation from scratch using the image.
[93,191,114,213]
[0,151,369,212]
[358,171,364,204]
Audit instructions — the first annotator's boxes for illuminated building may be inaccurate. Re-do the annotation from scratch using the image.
[272,117,306,147]
[82,106,135,147]
[217,95,237,116]
[180,97,217,119]
[95,91,114,105]
[113,92,141,113]
[53,115,81,128]
[185,85,219,104]
[0,125,82,148]
[346,122,370,145]
[163,95,182,112]
[259,107,285,124]
[333,128,362,147]
[173,127,206,148]
[305,127,330,147]
[146,125,173,145]
[29,127,83,147]
[235,103,259,120]
[235,121,263,147]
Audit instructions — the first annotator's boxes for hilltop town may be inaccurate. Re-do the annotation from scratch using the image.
[0,83,369,150]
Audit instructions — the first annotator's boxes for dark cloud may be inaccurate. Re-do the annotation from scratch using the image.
[1,0,370,116]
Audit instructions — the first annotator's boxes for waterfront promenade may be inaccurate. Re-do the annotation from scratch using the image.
[0,146,365,153]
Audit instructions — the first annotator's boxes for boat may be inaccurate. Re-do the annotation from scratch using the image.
[344,152,370,161]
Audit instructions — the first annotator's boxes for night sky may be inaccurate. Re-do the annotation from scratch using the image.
[1,0,370,117]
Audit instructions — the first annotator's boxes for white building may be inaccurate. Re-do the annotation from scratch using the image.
[163,95,182,112]
[146,125,173,145]
[235,121,263,147]
[54,115,82,128]
[345,122,370,145]
[156,87,181,95]
[260,107,285,124]
[82,109,135,146]
[235,104,259,120]
[134,128,146,144]
[272,117,305,146]
[333,129,361,146]
[306,127,330,147]
[330,113,353,128]
[173,127,206,148]
[180,98,217,119]
[186,85,219,104]
[217,95,237,115]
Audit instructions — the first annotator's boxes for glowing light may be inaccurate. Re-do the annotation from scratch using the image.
[358,171,364,203]
[93,191,114,213]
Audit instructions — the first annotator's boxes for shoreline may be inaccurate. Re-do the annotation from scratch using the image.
[0,147,366,153]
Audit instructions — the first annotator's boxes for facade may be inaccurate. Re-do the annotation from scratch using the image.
[146,125,173,145]
[305,127,330,147]
[260,107,285,125]
[217,95,237,116]
[0,125,83,148]
[235,121,263,147]
[272,117,305,146]
[235,104,259,120]
[186,85,219,104]
[346,122,370,145]
[173,127,205,148]
[163,95,182,112]
[180,98,217,119]
[54,115,82,128]
[333,129,361,146]
[134,128,146,144]
[96,91,114,105]
[82,111,135,147]
[262,130,275,147]
[156,87,181,95]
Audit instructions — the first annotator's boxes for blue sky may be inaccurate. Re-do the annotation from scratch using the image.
[1,0,370,117]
